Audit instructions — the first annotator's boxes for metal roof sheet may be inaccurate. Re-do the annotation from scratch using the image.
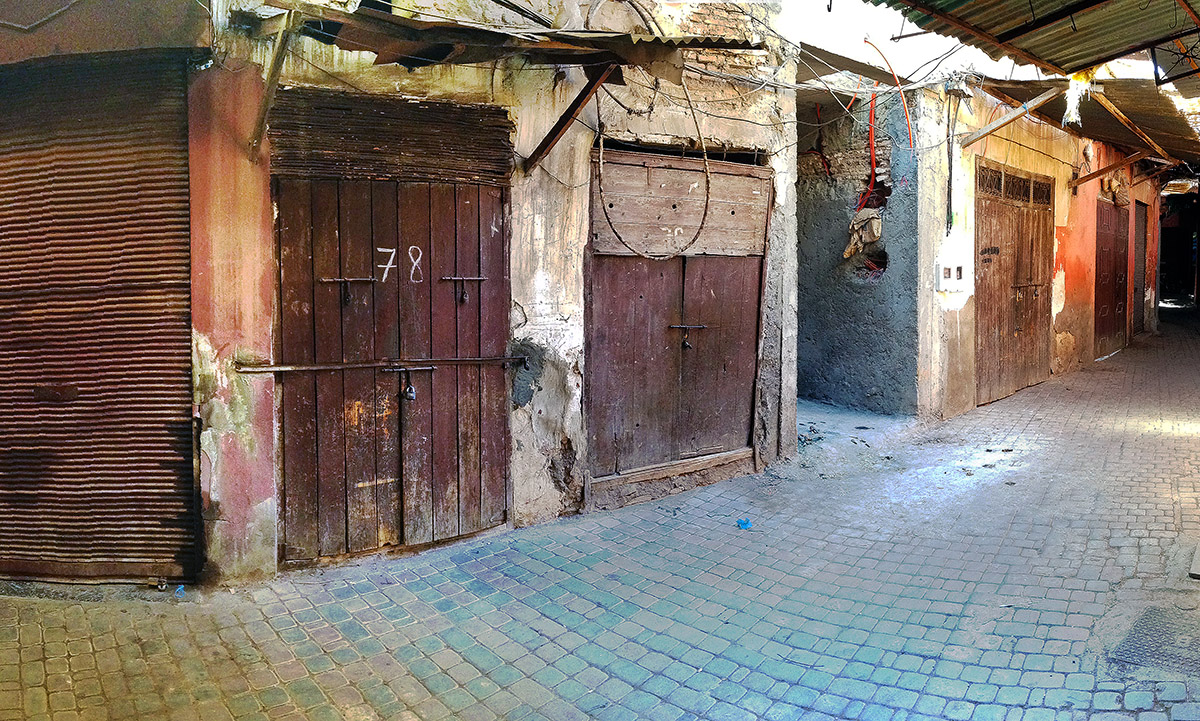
[984,78,1200,161]
[873,0,1194,75]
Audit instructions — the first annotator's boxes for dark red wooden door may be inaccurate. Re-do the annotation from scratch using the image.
[277,179,507,560]
[1095,201,1129,359]
[587,254,761,477]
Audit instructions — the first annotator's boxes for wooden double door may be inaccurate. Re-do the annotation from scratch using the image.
[276,179,508,560]
[1095,200,1130,358]
[974,163,1054,406]
[587,254,762,476]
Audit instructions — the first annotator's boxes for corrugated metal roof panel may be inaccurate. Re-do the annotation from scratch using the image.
[985,78,1200,161]
[874,0,1189,73]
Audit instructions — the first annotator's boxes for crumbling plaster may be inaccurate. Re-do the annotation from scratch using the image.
[197,0,796,579]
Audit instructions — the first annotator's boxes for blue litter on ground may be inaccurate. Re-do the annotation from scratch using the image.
[737,518,753,530]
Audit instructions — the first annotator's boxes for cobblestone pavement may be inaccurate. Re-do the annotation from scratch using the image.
[8,312,1200,721]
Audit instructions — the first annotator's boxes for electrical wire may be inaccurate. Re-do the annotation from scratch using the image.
[864,38,914,148]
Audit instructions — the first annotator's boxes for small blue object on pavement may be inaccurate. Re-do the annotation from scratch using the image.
[174,585,185,599]
[737,518,752,530]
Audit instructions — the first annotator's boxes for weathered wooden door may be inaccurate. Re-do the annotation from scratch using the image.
[975,162,1054,406]
[1133,201,1148,334]
[586,150,771,483]
[276,179,508,560]
[1095,200,1129,358]
[587,255,761,475]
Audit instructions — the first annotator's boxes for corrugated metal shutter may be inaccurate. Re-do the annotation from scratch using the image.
[0,54,198,580]
[268,88,514,185]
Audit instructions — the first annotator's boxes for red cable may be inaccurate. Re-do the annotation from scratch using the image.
[864,38,914,149]
[856,92,878,212]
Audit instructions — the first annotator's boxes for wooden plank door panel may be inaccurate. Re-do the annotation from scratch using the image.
[372,181,401,548]
[429,184,460,542]
[587,256,683,475]
[455,185,484,535]
[1134,202,1148,334]
[398,183,434,546]
[975,196,1008,405]
[311,180,347,557]
[478,187,508,530]
[340,181,378,554]
[278,179,319,560]
[678,256,761,457]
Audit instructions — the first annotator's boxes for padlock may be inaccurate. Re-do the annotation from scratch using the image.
[403,383,417,401]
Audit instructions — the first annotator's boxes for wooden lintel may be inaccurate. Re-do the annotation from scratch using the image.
[522,64,617,173]
[591,448,754,490]
[983,86,1083,139]
[1069,150,1152,189]
[960,87,1066,148]
[1133,161,1181,186]
[249,10,299,159]
[1092,92,1175,162]
[886,0,1067,75]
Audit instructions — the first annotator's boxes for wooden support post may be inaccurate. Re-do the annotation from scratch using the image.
[522,64,616,173]
[960,87,1066,148]
[249,10,298,160]
[885,0,1067,75]
[1068,150,1152,189]
[1091,92,1175,162]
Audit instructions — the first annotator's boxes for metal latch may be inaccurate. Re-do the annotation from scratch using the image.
[669,324,708,349]
[381,366,436,401]
[440,276,488,304]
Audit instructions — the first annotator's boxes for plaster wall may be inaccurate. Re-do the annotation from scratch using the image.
[188,63,278,582]
[194,0,796,580]
[796,95,920,415]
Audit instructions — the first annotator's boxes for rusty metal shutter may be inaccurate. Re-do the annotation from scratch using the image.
[0,55,198,580]
[268,88,514,185]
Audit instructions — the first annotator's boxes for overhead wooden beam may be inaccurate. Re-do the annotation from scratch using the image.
[960,86,1066,148]
[1068,150,1152,189]
[983,86,1083,139]
[1133,161,1181,186]
[1176,0,1200,27]
[996,0,1113,43]
[522,64,617,173]
[1091,91,1175,162]
[886,0,1066,75]
[249,10,299,160]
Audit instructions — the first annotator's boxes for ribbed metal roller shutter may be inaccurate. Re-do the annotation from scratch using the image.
[0,54,198,580]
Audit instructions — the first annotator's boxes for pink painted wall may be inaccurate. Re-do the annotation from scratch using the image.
[189,63,279,582]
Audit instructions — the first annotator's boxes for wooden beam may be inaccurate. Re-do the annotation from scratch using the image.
[1069,150,1152,189]
[1133,161,1181,186]
[996,0,1113,43]
[1091,91,1175,162]
[522,64,617,173]
[960,86,1066,148]
[1176,0,1200,27]
[886,0,1067,75]
[983,86,1083,139]
[249,10,299,159]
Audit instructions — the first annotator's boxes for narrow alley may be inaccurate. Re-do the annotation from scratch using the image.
[8,313,1200,721]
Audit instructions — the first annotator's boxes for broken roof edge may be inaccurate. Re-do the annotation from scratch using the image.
[797,43,911,87]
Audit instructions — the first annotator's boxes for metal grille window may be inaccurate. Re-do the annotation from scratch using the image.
[1005,175,1032,203]
[1032,180,1053,206]
[978,166,1004,197]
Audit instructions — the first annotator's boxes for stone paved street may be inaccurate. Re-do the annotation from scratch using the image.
[7,312,1200,721]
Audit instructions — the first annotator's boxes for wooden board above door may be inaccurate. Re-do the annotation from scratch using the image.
[591,150,773,257]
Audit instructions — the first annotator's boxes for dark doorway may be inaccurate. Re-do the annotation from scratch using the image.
[1134,201,1148,334]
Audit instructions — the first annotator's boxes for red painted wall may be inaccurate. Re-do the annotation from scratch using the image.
[189,62,278,582]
